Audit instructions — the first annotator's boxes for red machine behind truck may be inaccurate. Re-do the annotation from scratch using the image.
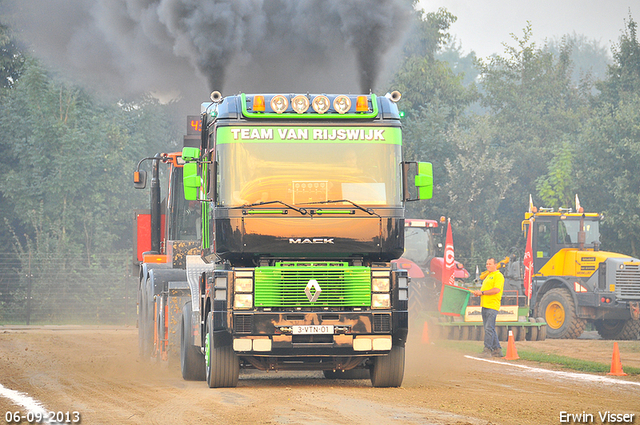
[392,219,469,315]
[133,117,202,365]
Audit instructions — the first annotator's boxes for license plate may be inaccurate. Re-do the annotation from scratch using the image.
[292,325,334,335]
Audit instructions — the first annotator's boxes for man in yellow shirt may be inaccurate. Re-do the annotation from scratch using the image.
[472,258,504,357]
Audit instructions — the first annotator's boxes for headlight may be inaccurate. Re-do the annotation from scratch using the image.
[333,95,351,114]
[270,95,289,113]
[235,277,253,293]
[372,278,390,292]
[291,95,310,114]
[398,288,408,301]
[234,294,253,309]
[312,95,330,114]
[371,293,390,309]
[398,277,408,288]
[215,277,227,289]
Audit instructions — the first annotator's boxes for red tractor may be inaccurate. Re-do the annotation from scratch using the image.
[393,219,469,319]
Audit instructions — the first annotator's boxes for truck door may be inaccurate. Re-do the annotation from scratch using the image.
[533,220,552,273]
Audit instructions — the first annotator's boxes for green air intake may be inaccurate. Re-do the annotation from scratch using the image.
[254,262,371,307]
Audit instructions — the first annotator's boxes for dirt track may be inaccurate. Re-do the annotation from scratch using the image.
[0,327,639,425]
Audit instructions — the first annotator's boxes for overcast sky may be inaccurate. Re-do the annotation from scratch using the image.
[418,0,634,58]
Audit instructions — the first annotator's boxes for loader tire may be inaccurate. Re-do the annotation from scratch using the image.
[205,312,239,388]
[370,345,405,388]
[180,302,205,381]
[537,288,585,339]
[594,319,640,340]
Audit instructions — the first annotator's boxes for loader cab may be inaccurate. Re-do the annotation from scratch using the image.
[530,212,601,273]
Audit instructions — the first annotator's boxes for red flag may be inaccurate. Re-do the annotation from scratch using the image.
[443,218,456,286]
[523,218,534,299]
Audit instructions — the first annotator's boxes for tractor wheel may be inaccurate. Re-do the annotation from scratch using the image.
[370,345,405,388]
[526,318,538,341]
[460,326,471,340]
[451,326,461,340]
[497,326,508,341]
[536,317,547,340]
[594,319,640,340]
[180,302,205,381]
[205,312,239,388]
[324,369,370,380]
[475,325,485,341]
[536,288,586,339]
[516,326,526,341]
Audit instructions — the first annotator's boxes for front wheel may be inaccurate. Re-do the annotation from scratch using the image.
[205,312,239,388]
[370,346,405,387]
[536,288,585,339]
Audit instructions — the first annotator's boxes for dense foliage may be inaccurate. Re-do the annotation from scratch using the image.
[395,12,640,269]
[0,8,638,283]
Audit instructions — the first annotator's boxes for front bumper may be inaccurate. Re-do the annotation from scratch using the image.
[228,310,407,356]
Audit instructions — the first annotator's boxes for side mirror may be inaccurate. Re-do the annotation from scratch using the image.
[182,146,200,161]
[182,147,201,201]
[404,161,433,201]
[133,169,147,189]
[415,162,433,200]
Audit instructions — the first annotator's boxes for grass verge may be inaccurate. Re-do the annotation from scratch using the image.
[439,340,640,375]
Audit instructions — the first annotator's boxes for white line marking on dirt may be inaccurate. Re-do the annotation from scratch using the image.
[465,355,640,387]
[0,382,59,423]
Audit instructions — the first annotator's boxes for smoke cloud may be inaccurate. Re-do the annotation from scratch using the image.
[3,0,412,104]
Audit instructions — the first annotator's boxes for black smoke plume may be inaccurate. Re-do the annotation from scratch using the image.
[2,0,411,100]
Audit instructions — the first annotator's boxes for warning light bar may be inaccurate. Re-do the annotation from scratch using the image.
[241,93,379,119]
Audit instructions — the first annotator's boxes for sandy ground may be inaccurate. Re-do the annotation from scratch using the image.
[0,326,639,425]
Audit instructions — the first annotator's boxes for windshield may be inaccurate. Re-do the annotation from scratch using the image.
[403,227,434,265]
[558,219,600,245]
[215,126,402,207]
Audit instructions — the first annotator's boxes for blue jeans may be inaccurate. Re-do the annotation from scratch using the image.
[482,307,501,351]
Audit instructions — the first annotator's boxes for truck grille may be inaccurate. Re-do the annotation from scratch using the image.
[615,264,640,300]
[254,262,371,307]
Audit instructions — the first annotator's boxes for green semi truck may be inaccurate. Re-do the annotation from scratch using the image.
[139,91,433,388]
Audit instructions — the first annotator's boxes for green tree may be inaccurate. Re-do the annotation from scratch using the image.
[576,15,640,256]
[0,58,178,261]
[389,7,478,233]
[476,23,590,249]
[535,140,575,209]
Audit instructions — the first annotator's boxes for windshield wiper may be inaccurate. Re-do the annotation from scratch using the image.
[306,199,381,218]
[232,200,308,215]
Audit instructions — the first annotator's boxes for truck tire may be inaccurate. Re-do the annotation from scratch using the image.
[138,278,154,360]
[205,312,239,388]
[370,346,405,388]
[537,288,585,339]
[594,319,640,340]
[323,369,370,380]
[180,302,205,381]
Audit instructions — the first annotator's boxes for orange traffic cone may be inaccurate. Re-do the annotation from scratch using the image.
[421,321,430,344]
[607,342,627,376]
[504,329,519,360]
